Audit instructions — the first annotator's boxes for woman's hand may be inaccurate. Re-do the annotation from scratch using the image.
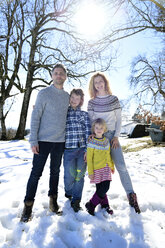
[111,137,119,149]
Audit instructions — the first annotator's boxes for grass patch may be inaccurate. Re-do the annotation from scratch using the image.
[122,139,165,153]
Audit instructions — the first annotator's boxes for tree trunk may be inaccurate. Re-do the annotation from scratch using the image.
[0,101,7,140]
[14,31,37,140]
[14,85,32,139]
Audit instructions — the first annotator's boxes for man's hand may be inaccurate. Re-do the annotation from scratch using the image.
[111,137,119,149]
[31,145,39,154]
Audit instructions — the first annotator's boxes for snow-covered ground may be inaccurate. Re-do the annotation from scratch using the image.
[0,136,165,248]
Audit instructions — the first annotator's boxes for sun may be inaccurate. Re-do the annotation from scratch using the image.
[73,2,106,39]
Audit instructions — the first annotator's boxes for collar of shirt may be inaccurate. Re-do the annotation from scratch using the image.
[68,106,81,112]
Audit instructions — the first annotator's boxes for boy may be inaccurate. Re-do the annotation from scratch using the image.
[63,89,91,212]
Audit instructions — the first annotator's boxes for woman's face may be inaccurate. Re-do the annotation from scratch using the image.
[93,76,106,93]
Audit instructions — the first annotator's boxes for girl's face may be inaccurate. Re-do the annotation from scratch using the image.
[70,93,81,109]
[93,76,106,94]
[94,123,105,138]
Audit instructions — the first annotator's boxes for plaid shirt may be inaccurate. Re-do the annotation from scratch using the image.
[65,106,91,149]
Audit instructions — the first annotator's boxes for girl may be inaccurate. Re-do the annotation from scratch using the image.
[85,118,114,216]
[87,72,140,214]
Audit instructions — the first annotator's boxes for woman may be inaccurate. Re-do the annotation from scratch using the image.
[87,72,140,214]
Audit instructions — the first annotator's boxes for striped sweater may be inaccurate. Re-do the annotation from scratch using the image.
[87,137,114,176]
[88,95,122,137]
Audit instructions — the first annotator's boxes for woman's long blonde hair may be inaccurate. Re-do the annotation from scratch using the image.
[88,72,112,98]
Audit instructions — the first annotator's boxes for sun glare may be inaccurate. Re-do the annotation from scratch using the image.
[74,2,106,39]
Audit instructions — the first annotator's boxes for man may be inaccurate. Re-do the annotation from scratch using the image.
[20,64,69,222]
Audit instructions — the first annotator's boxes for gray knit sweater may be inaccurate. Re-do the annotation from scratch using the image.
[29,84,69,147]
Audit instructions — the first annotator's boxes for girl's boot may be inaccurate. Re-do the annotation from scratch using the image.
[100,194,113,215]
[85,193,101,216]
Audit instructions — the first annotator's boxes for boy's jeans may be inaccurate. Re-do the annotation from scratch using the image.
[63,147,86,202]
[105,131,134,194]
[24,141,65,202]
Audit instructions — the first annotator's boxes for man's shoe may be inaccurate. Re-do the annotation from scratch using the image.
[20,201,33,222]
[49,195,60,213]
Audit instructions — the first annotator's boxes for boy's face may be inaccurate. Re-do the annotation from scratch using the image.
[70,93,81,109]
[94,123,105,138]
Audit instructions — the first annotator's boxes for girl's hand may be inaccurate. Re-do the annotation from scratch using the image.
[111,169,115,174]
[89,174,94,180]
[111,137,119,149]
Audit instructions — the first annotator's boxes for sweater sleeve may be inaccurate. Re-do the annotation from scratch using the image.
[29,91,45,147]
[87,147,94,175]
[114,108,122,137]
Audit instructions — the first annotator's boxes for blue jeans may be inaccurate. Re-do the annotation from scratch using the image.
[105,131,134,194]
[24,141,65,202]
[63,148,86,202]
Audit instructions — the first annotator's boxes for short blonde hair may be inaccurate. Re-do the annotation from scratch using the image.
[91,118,108,134]
[70,88,84,107]
[88,72,112,98]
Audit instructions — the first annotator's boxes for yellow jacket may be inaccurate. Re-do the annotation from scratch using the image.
[87,137,114,175]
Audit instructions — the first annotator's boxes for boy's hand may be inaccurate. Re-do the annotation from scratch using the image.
[88,134,94,142]
[89,174,94,180]
[84,152,87,162]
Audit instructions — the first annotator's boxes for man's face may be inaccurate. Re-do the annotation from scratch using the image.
[52,67,67,86]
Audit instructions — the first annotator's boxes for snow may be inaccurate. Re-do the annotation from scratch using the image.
[0,136,165,248]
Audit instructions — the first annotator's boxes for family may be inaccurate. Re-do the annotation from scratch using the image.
[20,64,140,222]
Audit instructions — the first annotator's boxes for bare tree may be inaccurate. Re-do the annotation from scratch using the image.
[1,0,115,140]
[147,0,165,11]
[99,0,165,45]
[0,0,26,140]
[1,0,164,140]
[14,0,115,139]
[129,52,165,110]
